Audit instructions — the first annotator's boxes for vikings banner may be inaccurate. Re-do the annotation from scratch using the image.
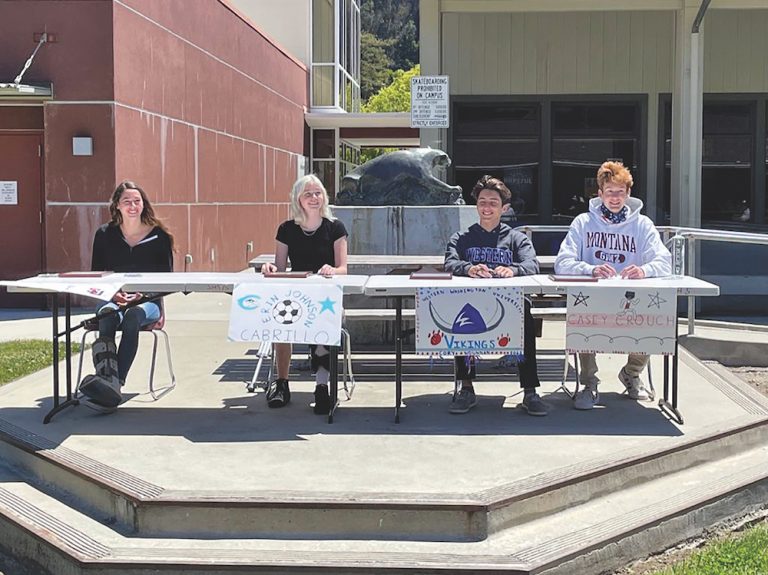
[566,286,677,355]
[415,287,524,355]
[228,282,344,345]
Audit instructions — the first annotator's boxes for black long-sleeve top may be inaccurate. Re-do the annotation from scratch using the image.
[444,223,539,277]
[91,224,173,273]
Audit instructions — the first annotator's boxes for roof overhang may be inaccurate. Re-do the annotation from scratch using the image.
[0,83,53,100]
[305,112,420,147]
[305,111,413,129]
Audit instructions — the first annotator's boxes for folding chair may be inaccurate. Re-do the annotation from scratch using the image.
[75,313,176,400]
[247,328,356,400]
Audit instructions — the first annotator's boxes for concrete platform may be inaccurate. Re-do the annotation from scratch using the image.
[1,292,767,574]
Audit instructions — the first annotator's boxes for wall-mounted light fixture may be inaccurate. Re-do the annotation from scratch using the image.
[72,136,92,156]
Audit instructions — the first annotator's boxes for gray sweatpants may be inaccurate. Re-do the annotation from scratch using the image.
[578,353,649,387]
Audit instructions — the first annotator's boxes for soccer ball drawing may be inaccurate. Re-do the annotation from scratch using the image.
[272,299,302,325]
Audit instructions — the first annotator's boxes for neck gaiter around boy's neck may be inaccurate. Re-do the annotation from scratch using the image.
[600,203,628,224]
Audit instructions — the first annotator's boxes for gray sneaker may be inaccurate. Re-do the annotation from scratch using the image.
[573,385,599,410]
[449,387,477,414]
[521,393,549,416]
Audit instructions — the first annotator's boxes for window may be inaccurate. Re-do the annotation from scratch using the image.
[661,99,757,226]
[452,103,540,218]
[311,0,360,111]
[451,99,643,227]
[702,103,753,223]
[551,103,640,222]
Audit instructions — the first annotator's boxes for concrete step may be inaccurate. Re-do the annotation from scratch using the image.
[1,443,767,575]
[1,400,767,543]
[3,314,768,573]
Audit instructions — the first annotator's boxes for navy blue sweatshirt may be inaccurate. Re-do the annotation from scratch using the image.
[444,223,539,277]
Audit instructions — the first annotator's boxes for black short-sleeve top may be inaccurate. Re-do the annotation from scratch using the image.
[275,218,348,273]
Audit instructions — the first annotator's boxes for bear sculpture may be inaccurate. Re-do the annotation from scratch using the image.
[337,148,463,206]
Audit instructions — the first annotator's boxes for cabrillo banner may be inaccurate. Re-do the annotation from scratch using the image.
[415,287,524,355]
[566,286,677,355]
[228,282,343,345]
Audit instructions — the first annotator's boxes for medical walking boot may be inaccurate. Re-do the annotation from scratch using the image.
[79,336,122,409]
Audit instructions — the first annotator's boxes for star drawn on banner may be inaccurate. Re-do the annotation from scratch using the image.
[572,291,590,307]
[647,291,667,309]
[319,297,337,314]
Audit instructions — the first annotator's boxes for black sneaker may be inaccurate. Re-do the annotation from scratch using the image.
[521,392,549,416]
[449,387,477,414]
[313,384,331,415]
[266,378,290,408]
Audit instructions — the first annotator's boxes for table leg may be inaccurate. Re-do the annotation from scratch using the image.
[65,294,72,401]
[395,296,402,423]
[43,293,79,424]
[51,294,59,408]
[328,344,339,424]
[659,319,684,424]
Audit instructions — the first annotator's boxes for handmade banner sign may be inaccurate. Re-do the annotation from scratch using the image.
[415,286,524,355]
[566,286,677,354]
[229,282,344,345]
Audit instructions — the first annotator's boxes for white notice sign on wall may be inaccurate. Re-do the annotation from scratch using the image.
[0,181,18,205]
[410,76,449,128]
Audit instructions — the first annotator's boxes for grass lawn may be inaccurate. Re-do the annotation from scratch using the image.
[653,523,768,574]
[0,339,82,386]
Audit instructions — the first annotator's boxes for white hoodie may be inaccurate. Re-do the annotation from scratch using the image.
[554,196,671,278]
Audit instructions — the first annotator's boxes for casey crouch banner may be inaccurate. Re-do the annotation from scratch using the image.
[566,286,677,355]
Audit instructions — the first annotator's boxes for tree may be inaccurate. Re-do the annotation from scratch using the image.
[363,64,420,113]
[361,32,393,101]
[360,0,419,73]
[360,64,420,163]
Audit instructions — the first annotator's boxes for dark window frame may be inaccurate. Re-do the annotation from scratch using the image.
[449,94,647,225]
[658,93,767,228]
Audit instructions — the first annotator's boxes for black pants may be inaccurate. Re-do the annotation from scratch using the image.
[454,301,540,389]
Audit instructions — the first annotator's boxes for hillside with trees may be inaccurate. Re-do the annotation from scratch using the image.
[361,0,419,102]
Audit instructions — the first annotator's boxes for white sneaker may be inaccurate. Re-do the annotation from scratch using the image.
[573,385,599,410]
[618,368,650,401]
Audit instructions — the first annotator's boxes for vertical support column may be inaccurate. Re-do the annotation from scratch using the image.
[671,6,704,229]
[754,102,766,225]
[646,95,659,220]
[333,0,340,110]
[420,0,443,152]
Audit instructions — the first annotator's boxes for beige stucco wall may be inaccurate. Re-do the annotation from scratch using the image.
[705,8,768,92]
[441,11,674,95]
[230,0,311,66]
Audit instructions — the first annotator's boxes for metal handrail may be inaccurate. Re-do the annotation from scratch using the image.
[514,224,768,335]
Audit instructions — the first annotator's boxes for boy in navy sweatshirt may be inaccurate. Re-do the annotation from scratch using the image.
[444,175,547,416]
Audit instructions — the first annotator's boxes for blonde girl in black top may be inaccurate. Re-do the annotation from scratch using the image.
[261,174,348,414]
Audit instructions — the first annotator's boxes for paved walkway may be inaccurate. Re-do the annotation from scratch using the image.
[1,292,767,496]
